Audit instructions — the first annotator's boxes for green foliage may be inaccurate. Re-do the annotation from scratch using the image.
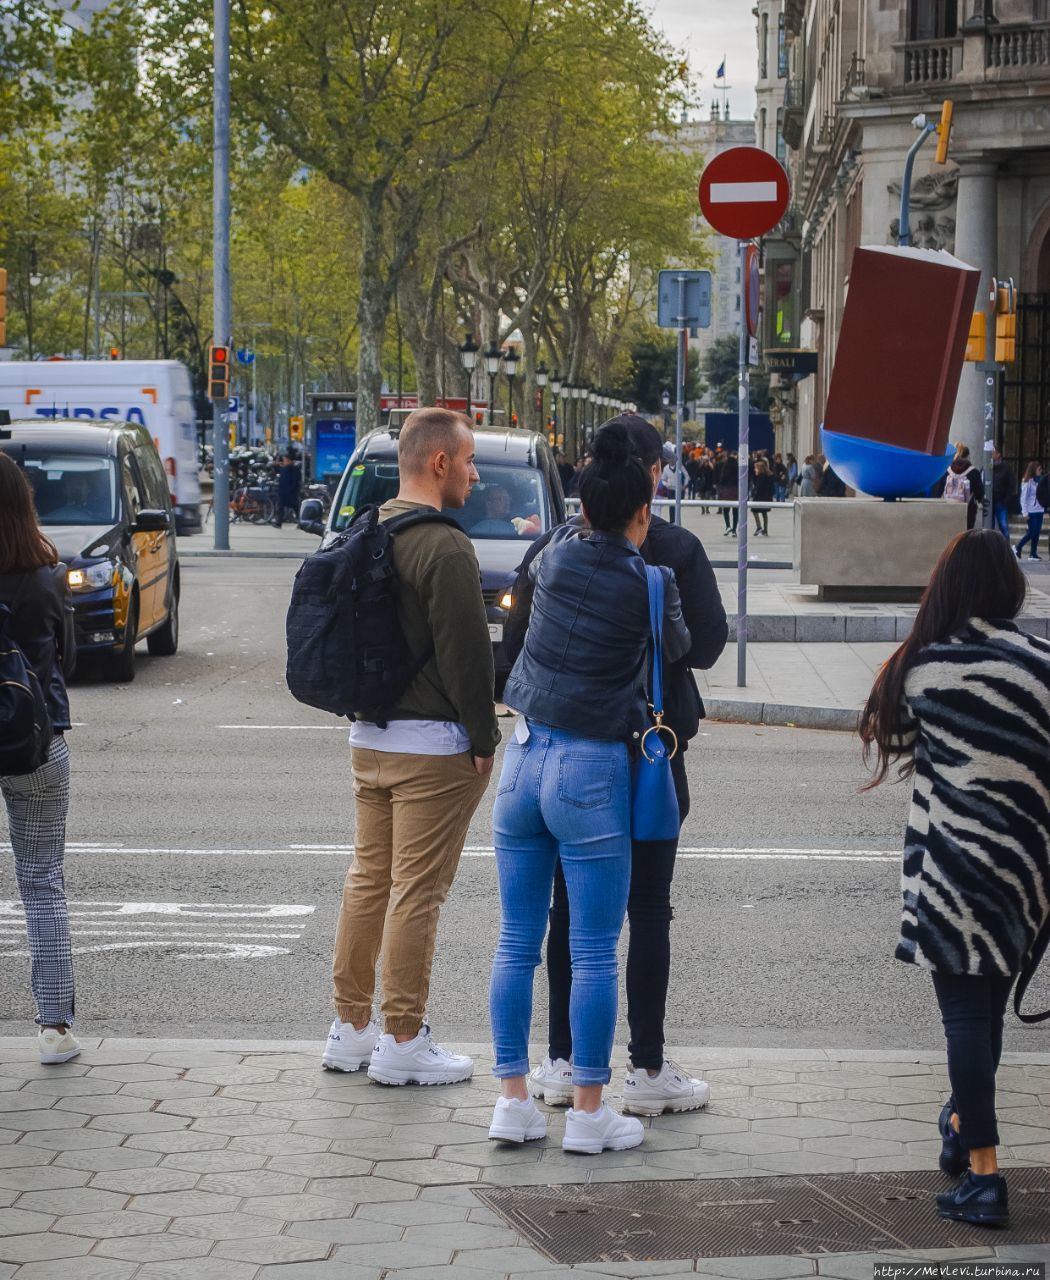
[703,334,771,413]
[627,330,704,411]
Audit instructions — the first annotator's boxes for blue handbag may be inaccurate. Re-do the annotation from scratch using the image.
[630,566,681,842]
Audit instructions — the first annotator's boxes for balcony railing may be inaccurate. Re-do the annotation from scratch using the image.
[987,22,1050,69]
[784,77,805,109]
[904,38,961,84]
[841,53,866,96]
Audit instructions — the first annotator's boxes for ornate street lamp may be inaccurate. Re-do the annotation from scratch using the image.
[459,331,479,416]
[484,344,502,426]
[535,361,548,432]
[502,346,519,426]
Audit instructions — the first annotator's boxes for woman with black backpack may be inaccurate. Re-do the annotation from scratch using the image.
[0,453,79,1065]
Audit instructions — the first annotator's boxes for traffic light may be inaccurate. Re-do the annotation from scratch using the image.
[510,413,518,428]
[934,99,953,165]
[993,279,1017,364]
[964,312,986,363]
[109,346,120,360]
[207,343,230,401]
[289,415,304,442]
[0,267,6,347]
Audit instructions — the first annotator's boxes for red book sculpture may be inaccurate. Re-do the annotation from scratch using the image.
[824,245,980,456]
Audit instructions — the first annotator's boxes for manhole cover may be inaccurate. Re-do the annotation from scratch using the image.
[474,1169,1050,1263]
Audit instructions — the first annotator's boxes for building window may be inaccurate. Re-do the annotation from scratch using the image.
[777,13,788,77]
[773,261,796,346]
[776,108,786,163]
[908,0,958,41]
[1036,0,1049,18]
[760,13,769,79]
[759,107,767,151]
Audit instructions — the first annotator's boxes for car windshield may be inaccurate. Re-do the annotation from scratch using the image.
[18,455,118,526]
[332,458,549,541]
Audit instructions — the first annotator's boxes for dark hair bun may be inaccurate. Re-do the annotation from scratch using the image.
[591,421,633,466]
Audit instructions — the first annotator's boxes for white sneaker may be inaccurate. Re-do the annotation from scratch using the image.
[38,1027,81,1065]
[322,1017,379,1072]
[488,1096,548,1143]
[528,1056,573,1106]
[367,1025,473,1086]
[562,1103,644,1154]
[623,1058,710,1116]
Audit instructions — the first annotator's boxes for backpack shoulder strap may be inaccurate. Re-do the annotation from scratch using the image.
[382,510,463,537]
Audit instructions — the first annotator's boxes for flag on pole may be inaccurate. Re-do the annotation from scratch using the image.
[716,56,726,80]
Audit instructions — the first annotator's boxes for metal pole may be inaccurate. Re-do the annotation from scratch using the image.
[212,0,232,550]
[897,122,936,248]
[981,365,998,530]
[675,275,686,526]
[251,349,257,447]
[737,241,750,687]
[93,232,101,360]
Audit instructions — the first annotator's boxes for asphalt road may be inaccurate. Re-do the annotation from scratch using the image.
[2,551,1048,1054]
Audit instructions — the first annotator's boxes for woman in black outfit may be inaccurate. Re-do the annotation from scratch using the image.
[0,454,79,1065]
[505,415,729,1115]
[751,458,775,537]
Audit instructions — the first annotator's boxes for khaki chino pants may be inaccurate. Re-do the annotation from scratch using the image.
[333,748,490,1036]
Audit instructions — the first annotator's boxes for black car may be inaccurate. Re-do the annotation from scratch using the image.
[0,418,179,681]
[299,426,566,677]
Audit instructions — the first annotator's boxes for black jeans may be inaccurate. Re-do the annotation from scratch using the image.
[722,505,738,532]
[547,750,690,1070]
[931,970,1015,1150]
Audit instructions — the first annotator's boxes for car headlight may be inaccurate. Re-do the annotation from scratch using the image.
[68,562,116,591]
[499,590,514,611]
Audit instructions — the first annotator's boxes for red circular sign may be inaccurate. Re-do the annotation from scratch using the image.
[698,146,790,240]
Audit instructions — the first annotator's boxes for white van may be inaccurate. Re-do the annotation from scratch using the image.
[0,360,202,532]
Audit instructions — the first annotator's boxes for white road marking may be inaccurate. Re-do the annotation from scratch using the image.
[0,900,315,960]
[216,724,343,730]
[709,180,780,203]
[2,843,898,862]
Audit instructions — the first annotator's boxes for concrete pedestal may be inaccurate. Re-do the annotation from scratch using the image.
[794,498,968,601]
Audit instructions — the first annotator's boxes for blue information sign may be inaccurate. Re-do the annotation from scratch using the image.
[657,270,712,329]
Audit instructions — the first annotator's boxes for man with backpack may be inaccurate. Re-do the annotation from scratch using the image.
[304,408,498,1085]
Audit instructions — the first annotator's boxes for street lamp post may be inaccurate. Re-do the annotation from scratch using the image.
[484,344,502,425]
[550,372,562,443]
[503,346,519,426]
[661,387,671,436]
[535,362,548,433]
[459,331,479,416]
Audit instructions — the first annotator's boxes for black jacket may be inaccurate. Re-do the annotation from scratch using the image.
[502,528,691,743]
[506,515,727,743]
[992,461,1016,508]
[0,566,76,732]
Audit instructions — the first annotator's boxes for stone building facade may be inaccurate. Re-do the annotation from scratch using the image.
[774,0,1050,475]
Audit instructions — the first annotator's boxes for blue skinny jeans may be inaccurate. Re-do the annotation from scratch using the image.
[1017,511,1043,557]
[489,720,631,1086]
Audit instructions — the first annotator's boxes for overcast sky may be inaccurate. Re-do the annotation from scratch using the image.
[647,1,758,123]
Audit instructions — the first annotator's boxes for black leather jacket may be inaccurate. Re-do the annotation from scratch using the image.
[0,566,75,732]
[507,515,727,744]
[502,528,691,743]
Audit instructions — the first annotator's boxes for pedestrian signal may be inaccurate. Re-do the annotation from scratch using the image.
[289,415,304,441]
[934,100,953,165]
[207,344,230,401]
[992,279,1017,364]
[0,266,6,346]
[964,312,986,363]
[474,412,484,426]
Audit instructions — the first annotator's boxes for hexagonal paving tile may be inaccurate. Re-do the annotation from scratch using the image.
[374,1157,480,1185]
[54,1147,164,1172]
[54,1092,157,1116]
[118,1080,220,1101]
[136,1259,259,1279]
[296,1176,419,1205]
[93,1233,215,1263]
[0,1110,85,1132]
[128,1190,242,1218]
[160,1150,267,1174]
[90,1166,201,1195]
[228,1131,333,1156]
[20,1077,123,1098]
[88,1112,192,1135]
[0,1147,54,1170]
[0,1231,94,1264]
[189,1114,293,1136]
[0,1207,55,1235]
[183,1065,280,1086]
[291,1119,393,1141]
[125,1131,229,1153]
[0,1166,90,1192]
[19,1127,125,1151]
[156,1096,257,1118]
[197,1169,308,1197]
[211,1235,334,1264]
[168,1209,279,1239]
[286,1217,404,1245]
[13,1253,134,1277]
[14,1186,128,1215]
[699,1132,802,1155]
[239,1191,349,1220]
[53,1208,169,1237]
[85,1064,182,1083]
[268,1153,373,1179]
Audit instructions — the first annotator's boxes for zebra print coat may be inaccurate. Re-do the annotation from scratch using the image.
[895,619,1050,977]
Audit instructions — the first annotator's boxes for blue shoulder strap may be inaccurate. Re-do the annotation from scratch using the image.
[645,565,665,718]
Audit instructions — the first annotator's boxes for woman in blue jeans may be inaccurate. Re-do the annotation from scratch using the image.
[487,423,690,1154]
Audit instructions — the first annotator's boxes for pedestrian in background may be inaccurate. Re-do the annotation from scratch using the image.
[488,422,692,1153]
[799,454,822,497]
[750,458,775,536]
[939,444,984,531]
[506,415,727,1120]
[1015,461,1044,560]
[0,454,78,1065]
[771,453,789,503]
[859,529,1050,1229]
[717,451,739,536]
[271,451,302,528]
[786,452,799,493]
[990,449,1016,543]
[323,409,498,1086]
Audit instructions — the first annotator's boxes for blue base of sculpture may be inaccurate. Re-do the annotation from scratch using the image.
[820,427,953,500]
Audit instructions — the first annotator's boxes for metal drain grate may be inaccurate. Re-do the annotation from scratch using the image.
[474,1169,1050,1263]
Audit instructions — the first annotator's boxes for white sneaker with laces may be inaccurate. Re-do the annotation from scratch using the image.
[38,1027,81,1065]
[562,1103,644,1154]
[322,1017,379,1072]
[622,1059,710,1116]
[528,1056,573,1106]
[367,1025,473,1086]
[489,1096,548,1143]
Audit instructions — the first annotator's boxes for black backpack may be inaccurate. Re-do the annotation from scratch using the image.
[1037,474,1050,511]
[0,590,53,777]
[286,505,461,722]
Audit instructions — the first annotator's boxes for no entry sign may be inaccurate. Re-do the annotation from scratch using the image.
[698,147,789,240]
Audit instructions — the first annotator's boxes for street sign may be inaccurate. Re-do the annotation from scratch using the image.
[236,348,255,366]
[763,348,819,377]
[698,147,789,241]
[227,395,239,415]
[656,270,712,329]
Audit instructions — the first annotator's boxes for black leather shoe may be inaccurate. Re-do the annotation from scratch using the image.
[936,1172,1009,1227]
[939,1099,969,1177]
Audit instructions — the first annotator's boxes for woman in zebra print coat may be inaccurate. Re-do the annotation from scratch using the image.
[861,529,1050,1229]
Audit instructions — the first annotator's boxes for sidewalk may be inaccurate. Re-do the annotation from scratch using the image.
[0,1037,1046,1279]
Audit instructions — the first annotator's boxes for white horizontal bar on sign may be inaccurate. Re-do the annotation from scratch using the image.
[709,181,779,203]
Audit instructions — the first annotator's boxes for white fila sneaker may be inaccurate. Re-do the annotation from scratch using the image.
[367,1025,473,1086]
[562,1104,644,1154]
[528,1056,573,1106]
[622,1059,711,1117]
[489,1096,548,1143]
[321,1017,379,1072]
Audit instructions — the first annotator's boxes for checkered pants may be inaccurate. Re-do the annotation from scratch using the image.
[1,736,74,1026]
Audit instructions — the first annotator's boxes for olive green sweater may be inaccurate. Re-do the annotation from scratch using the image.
[378,499,499,757]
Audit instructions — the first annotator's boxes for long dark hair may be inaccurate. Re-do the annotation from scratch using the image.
[0,453,58,574]
[579,421,652,532]
[859,529,1027,786]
